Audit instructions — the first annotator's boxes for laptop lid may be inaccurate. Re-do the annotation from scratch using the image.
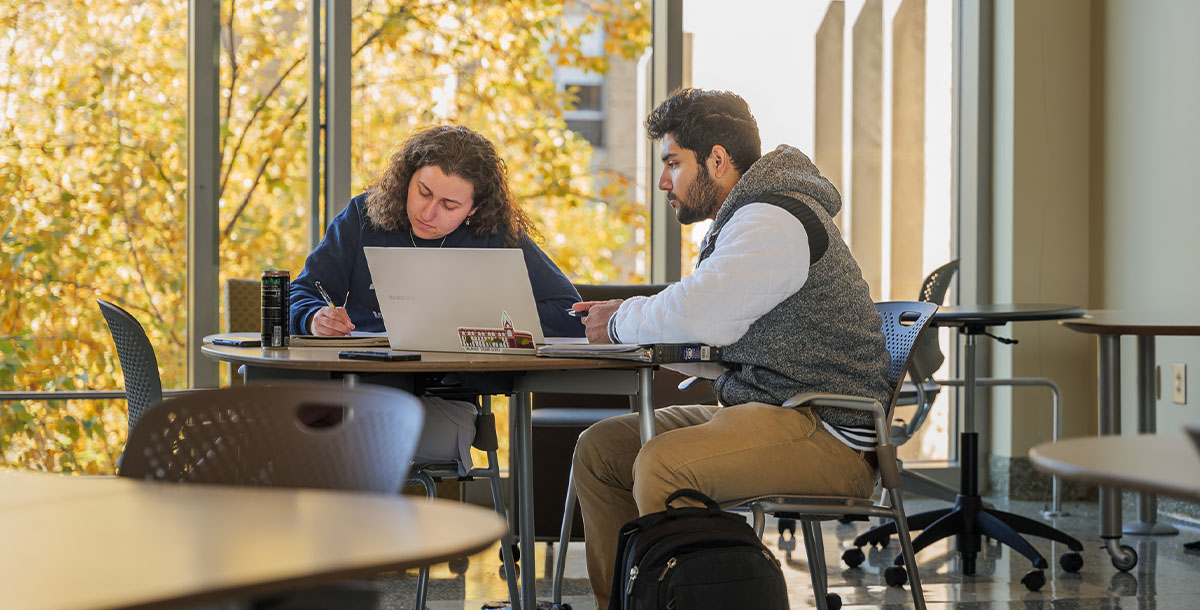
[363,247,545,354]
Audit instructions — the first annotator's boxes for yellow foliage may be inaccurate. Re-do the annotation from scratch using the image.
[0,0,650,472]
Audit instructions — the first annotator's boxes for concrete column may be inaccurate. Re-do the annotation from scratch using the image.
[889,0,926,301]
[850,0,884,299]
[814,1,845,232]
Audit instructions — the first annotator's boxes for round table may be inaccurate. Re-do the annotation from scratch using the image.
[2,470,506,610]
[1059,310,1200,565]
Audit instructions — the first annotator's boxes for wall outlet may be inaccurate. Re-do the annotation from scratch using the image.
[1172,363,1187,405]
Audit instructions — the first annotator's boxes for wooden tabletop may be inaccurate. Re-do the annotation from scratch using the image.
[931,303,1084,327]
[1,471,507,610]
[1059,309,1200,336]
[202,334,641,374]
[1030,434,1200,502]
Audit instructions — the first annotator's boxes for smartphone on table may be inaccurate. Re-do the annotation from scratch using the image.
[210,336,261,347]
[337,350,421,362]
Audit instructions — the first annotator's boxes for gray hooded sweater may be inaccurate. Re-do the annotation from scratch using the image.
[703,145,892,429]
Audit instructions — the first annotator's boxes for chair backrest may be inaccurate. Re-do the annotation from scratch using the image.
[918,259,959,305]
[225,278,261,333]
[875,301,940,417]
[907,260,958,379]
[120,383,424,493]
[575,283,672,302]
[97,299,163,432]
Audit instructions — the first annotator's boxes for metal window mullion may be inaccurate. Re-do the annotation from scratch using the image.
[650,0,682,283]
[950,0,994,464]
[308,0,323,249]
[187,0,221,389]
[324,0,351,224]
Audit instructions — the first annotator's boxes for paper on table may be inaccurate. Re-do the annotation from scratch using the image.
[289,331,390,348]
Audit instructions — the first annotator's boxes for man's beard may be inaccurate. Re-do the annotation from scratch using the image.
[673,166,724,224]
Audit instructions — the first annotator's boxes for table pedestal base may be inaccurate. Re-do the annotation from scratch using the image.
[854,433,1084,580]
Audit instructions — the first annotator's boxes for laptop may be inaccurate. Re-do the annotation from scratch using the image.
[363,247,545,354]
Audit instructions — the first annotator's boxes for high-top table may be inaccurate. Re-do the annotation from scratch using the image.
[1,470,506,610]
[202,336,657,610]
[1060,310,1200,570]
[857,304,1085,585]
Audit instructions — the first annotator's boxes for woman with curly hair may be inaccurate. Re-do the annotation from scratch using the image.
[289,125,582,339]
[288,126,583,471]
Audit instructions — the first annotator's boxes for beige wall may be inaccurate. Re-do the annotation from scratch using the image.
[990,0,1096,458]
[1097,0,1200,435]
[992,0,1200,460]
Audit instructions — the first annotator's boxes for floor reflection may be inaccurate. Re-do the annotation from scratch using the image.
[375,496,1200,609]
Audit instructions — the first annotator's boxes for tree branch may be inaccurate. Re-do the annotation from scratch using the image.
[220,97,307,238]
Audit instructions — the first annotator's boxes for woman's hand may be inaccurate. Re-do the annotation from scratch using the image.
[310,306,355,336]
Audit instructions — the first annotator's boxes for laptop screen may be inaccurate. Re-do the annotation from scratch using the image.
[363,247,545,354]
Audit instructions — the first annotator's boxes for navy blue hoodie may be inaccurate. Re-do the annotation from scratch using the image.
[289,193,584,338]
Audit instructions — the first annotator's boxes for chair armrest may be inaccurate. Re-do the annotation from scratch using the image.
[782,392,889,444]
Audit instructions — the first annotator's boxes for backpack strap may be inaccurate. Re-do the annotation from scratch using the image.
[665,488,723,515]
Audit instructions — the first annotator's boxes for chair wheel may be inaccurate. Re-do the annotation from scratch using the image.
[548,604,573,610]
[1111,544,1137,572]
[825,593,842,610]
[842,547,865,568]
[778,518,796,536]
[1021,569,1046,592]
[837,515,855,524]
[448,555,470,575]
[883,566,908,587]
[1059,551,1083,573]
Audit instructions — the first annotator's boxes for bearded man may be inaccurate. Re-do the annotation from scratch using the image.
[570,88,891,608]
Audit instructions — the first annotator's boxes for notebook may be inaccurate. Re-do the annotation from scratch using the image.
[536,342,723,363]
[363,247,545,354]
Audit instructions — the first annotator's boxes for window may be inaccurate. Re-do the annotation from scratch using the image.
[682,0,955,461]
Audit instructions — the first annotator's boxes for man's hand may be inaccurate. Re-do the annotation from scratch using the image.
[310,306,355,336]
[581,299,623,344]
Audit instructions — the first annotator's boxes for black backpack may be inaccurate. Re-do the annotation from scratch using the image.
[607,489,789,610]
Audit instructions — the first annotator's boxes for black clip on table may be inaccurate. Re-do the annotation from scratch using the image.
[854,304,1087,591]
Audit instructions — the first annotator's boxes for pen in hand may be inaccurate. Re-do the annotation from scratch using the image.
[566,308,588,318]
[315,280,337,309]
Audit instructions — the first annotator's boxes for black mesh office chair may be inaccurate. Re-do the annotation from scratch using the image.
[120,382,423,493]
[97,298,163,433]
[889,260,959,499]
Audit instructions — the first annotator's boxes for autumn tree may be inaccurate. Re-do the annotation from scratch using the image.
[0,0,651,472]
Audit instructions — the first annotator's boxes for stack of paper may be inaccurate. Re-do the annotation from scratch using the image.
[289,332,390,348]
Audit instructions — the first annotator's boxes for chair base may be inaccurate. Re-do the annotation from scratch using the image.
[856,432,1083,587]
[855,493,1084,577]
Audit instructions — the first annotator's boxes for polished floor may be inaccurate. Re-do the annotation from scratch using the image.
[374,495,1200,609]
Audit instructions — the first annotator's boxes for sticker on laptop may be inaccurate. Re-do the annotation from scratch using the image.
[458,311,536,352]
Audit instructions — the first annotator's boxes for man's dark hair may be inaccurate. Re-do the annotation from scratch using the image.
[645,88,762,173]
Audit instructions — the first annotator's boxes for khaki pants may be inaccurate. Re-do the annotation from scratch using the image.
[572,403,877,608]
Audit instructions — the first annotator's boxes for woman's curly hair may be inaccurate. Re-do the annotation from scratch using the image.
[364,125,536,247]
